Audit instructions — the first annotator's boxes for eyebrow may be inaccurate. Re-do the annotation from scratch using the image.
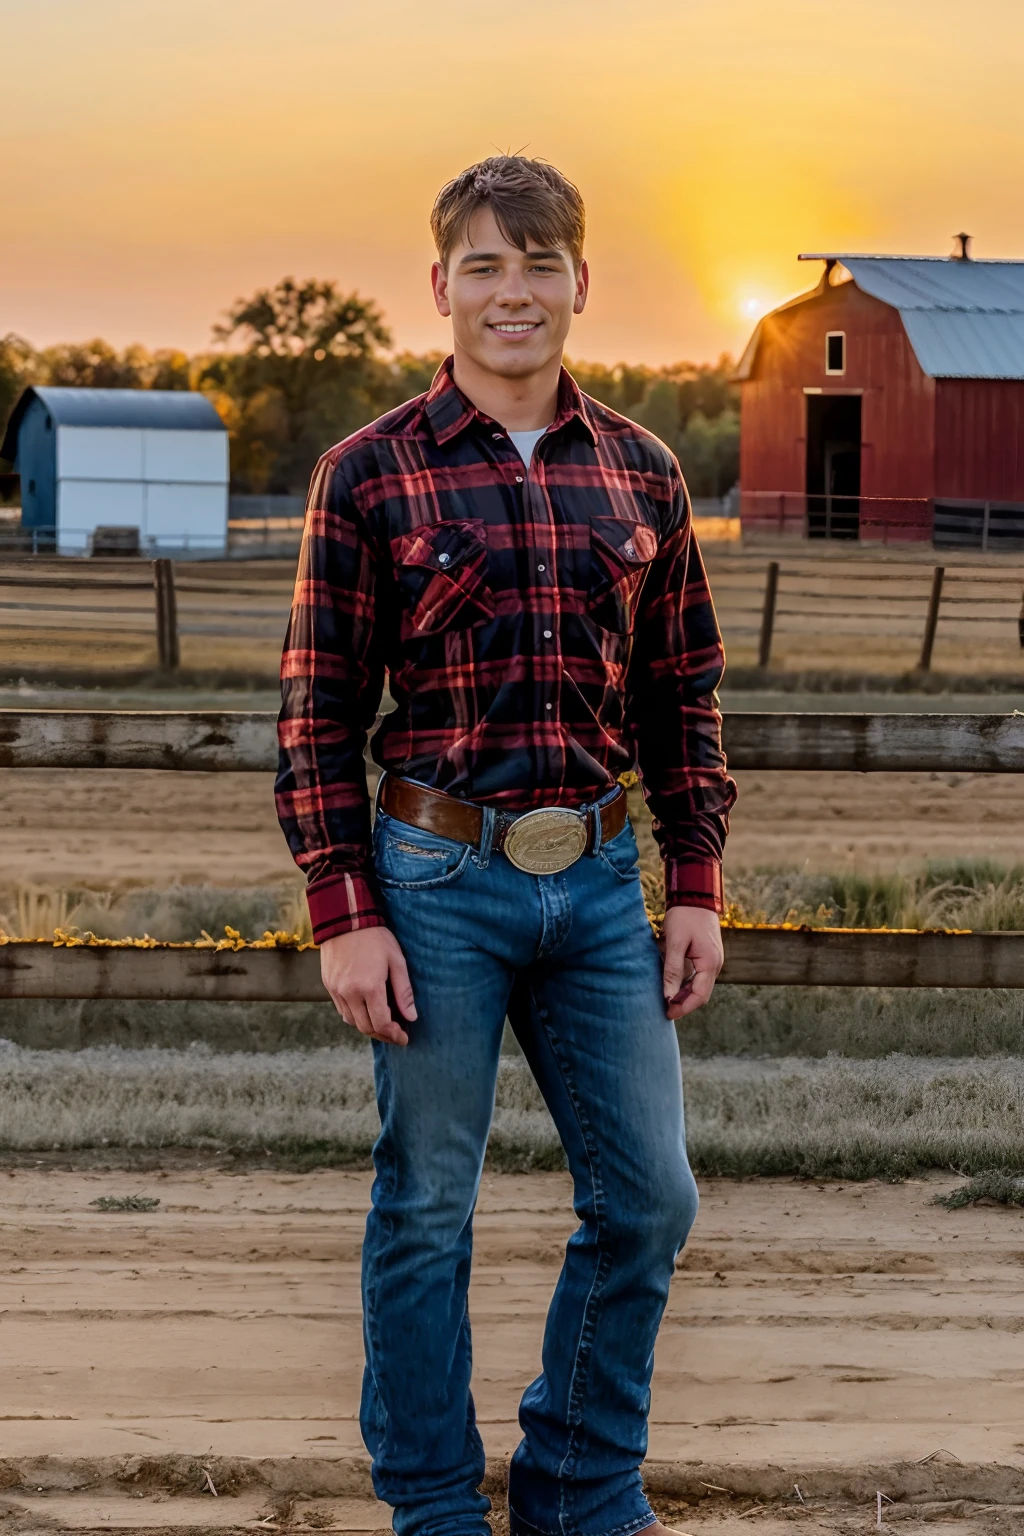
[456,248,568,267]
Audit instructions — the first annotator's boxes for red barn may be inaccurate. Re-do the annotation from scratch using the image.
[736,245,1024,547]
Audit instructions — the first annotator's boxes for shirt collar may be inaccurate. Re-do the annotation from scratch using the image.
[423,355,598,449]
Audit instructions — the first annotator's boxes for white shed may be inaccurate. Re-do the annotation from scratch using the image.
[1,387,230,556]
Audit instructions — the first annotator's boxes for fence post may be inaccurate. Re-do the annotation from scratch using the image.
[758,559,780,669]
[918,565,945,671]
[153,558,180,671]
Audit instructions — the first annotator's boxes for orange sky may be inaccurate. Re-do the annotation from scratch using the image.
[3,0,1022,364]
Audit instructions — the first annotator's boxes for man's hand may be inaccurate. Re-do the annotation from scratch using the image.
[320,928,417,1046]
[662,905,724,1020]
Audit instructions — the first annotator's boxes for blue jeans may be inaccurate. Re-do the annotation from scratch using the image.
[361,798,699,1536]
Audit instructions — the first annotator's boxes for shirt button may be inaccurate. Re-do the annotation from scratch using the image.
[492,432,503,439]
[545,702,553,711]
[438,552,450,565]
[537,563,546,572]
[515,475,524,484]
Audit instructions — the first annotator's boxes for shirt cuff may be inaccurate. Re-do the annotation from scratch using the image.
[305,870,388,943]
[664,856,725,914]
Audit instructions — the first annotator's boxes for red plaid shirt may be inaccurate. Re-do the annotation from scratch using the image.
[277,358,736,941]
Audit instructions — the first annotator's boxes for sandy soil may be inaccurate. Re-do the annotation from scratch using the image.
[5,764,1024,894]
[0,1169,1021,1534]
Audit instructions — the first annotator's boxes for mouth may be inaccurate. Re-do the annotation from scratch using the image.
[488,321,542,335]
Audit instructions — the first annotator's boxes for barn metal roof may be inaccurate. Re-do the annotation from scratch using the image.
[1,387,225,460]
[739,256,1024,381]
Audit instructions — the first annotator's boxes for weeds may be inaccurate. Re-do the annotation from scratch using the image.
[89,1194,160,1212]
[3,1042,1024,1180]
[932,1171,1024,1210]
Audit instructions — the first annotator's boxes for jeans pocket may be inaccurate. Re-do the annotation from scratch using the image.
[599,821,641,882]
[374,813,473,890]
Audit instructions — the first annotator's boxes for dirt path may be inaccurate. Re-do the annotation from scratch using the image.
[5,765,1024,895]
[1,1168,1022,1533]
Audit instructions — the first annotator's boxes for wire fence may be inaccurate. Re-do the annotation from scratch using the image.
[703,552,1024,673]
[1,546,1023,679]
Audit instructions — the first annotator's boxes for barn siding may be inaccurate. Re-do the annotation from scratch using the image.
[740,278,935,540]
[935,380,1024,501]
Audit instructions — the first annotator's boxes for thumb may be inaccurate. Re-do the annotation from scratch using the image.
[388,942,418,1021]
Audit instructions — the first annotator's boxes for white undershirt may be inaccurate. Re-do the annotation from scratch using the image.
[507,427,550,466]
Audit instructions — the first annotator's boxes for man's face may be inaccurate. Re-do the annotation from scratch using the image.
[432,206,588,380]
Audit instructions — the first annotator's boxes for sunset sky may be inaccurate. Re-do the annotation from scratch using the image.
[4,0,1022,365]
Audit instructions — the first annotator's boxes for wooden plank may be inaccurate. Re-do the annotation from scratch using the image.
[4,928,1024,998]
[721,711,1024,772]
[0,944,325,1001]
[0,710,276,771]
[6,708,1024,773]
[719,927,1024,987]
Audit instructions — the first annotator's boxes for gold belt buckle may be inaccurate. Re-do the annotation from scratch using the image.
[502,808,589,875]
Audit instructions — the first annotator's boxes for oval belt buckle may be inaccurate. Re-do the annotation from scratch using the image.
[503,808,589,875]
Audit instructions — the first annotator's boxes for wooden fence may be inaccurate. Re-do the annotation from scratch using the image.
[5,708,1024,998]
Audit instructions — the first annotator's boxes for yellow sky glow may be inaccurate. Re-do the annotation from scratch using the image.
[3,0,1023,364]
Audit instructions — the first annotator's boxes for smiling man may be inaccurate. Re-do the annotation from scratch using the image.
[277,156,736,1536]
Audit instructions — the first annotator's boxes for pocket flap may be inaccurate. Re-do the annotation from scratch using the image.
[394,519,487,575]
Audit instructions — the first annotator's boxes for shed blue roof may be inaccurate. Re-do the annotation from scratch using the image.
[1,387,225,460]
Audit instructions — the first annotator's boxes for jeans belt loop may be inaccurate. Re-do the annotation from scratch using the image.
[373,771,388,820]
[476,805,496,868]
[589,800,603,856]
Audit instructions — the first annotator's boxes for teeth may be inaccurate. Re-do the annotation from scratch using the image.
[492,323,538,332]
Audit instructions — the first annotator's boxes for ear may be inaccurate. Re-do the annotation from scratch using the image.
[573,258,590,316]
[431,260,452,318]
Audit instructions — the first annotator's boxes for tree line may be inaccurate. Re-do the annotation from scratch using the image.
[0,278,739,499]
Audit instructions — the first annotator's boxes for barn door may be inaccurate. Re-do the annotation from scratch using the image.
[806,395,861,540]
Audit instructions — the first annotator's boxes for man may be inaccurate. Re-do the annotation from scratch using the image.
[277,155,736,1536]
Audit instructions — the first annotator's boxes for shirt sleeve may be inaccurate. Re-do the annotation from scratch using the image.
[275,450,390,942]
[625,469,737,914]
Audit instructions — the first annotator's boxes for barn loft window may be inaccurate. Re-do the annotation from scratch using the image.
[826,331,846,375]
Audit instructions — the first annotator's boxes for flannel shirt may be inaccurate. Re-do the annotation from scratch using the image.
[276,358,736,941]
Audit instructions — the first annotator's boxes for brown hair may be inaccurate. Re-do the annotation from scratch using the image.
[431,155,586,270]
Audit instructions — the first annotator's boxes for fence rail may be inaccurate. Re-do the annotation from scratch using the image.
[4,928,1024,997]
[4,707,1024,995]
[4,708,1024,774]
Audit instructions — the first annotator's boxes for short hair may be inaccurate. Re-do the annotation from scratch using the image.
[431,155,586,270]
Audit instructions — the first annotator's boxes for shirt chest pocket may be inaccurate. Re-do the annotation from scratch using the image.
[588,517,659,633]
[393,519,496,638]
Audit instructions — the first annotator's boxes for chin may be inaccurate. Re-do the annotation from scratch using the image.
[480,344,556,379]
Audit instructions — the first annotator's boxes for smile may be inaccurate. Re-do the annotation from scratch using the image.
[489,322,541,333]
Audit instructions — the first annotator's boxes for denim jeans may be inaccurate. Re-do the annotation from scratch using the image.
[361,796,699,1536]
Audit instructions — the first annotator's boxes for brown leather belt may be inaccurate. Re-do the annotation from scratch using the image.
[379,775,628,875]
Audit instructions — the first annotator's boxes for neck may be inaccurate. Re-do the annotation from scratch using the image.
[451,346,561,431]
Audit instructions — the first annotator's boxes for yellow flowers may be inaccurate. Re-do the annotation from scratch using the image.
[0,927,315,951]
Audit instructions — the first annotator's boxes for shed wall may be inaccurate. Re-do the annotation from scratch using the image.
[934,380,1024,501]
[740,279,936,540]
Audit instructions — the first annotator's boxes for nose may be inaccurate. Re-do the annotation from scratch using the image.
[494,265,533,308]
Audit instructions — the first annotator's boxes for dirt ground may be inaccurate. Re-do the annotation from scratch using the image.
[4,764,1024,894]
[0,1169,1021,1533]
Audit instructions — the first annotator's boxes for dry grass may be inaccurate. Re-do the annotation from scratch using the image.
[1,1042,1023,1179]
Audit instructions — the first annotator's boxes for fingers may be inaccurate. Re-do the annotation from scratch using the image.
[387,944,418,1023]
[365,984,410,1047]
[675,959,717,1018]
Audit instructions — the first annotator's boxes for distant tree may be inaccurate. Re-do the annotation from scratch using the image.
[678,407,740,498]
[0,334,38,460]
[206,278,392,492]
[40,338,146,389]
